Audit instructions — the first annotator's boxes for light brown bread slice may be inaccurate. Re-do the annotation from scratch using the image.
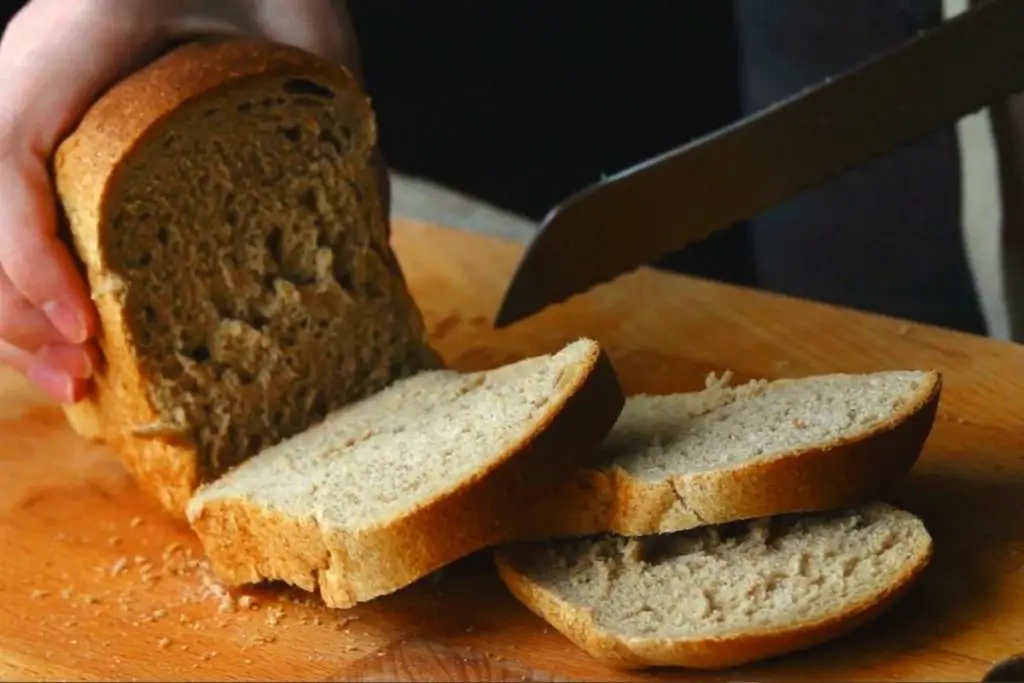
[518,370,941,539]
[53,38,439,517]
[186,339,625,609]
[495,502,932,670]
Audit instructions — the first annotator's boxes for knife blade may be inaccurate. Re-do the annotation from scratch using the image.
[494,0,1024,328]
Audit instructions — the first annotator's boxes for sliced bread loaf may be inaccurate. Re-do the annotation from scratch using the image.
[186,339,625,609]
[495,502,932,670]
[518,370,941,539]
[54,38,438,517]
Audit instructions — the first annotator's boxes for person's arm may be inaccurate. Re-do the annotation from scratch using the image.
[0,0,366,404]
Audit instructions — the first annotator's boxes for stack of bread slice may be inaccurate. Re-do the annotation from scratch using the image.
[52,38,942,672]
[185,352,939,670]
[493,368,940,669]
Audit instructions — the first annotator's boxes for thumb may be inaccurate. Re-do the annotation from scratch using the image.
[250,0,392,219]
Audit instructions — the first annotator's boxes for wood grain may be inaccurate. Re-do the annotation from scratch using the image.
[2,219,1024,681]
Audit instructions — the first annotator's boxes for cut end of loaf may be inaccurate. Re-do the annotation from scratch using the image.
[495,502,933,670]
[187,338,625,608]
[54,39,439,513]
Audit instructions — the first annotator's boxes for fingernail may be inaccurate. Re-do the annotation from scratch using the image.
[42,300,87,344]
[38,344,95,379]
[26,362,76,405]
[77,346,95,379]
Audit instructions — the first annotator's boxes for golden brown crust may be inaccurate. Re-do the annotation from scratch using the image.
[493,516,933,670]
[53,38,383,517]
[517,372,942,540]
[187,344,626,608]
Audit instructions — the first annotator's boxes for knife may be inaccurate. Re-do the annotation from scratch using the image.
[494,0,1024,328]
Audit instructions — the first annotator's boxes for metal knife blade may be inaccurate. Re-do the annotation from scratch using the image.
[494,0,1024,328]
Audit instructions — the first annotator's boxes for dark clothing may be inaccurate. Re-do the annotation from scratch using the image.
[735,0,986,334]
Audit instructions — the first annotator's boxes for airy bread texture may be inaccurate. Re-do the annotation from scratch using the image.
[53,39,438,517]
[519,370,941,539]
[187,339,625,609]
[495,502,932,670]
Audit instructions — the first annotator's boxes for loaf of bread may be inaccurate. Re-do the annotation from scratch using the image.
[518,370,941,539]
[187,339,625,608]
[53,38,439,517]
[495,502,932,670]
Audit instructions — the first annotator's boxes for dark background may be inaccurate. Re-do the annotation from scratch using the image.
[348,1,755,286]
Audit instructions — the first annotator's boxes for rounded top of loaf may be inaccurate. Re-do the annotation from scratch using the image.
[54,38,373,205]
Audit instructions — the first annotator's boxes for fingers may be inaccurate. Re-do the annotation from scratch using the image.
[26,351,88,405]
[0,0,174,401]
[0,0,170,347]
[252,0,360,72]
[35,344,97,382]
[0,265,65,351]
[0,158,94,345]
[0,340,88,405]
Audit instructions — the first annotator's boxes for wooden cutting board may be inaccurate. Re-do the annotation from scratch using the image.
[2,218,1023,682]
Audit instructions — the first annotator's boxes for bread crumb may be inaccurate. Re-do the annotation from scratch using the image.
[129,516,143,528]
[265,606,284,627]
[247,634,277,647]
[157,637,170,649]
[111,557,128,576]
[704,370,734,389]
[237,595,257,610]
[31,589,49,600]
[792,418,807,428]
[82,594,100,605]
[59,586,73,600]
[108,535,122,546]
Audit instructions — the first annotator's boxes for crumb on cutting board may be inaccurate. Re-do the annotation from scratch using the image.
[39,531,370,666]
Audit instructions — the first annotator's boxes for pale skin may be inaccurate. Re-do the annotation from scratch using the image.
[0,0,372,405]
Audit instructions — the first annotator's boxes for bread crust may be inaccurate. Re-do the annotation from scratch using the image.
[53,39,415,517]
[494,507,933,670]
[187,343,626,608]
[517,372,942,539]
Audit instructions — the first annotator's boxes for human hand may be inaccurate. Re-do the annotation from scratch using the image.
[0,0,376,405]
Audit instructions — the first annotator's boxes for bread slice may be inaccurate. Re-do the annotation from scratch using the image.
[495,502,932,670]
[186,339,625,609]
[53,38,439,517]
[518,370,941,539]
